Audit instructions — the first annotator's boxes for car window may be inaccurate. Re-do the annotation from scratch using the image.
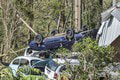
[20,59,29,66]
[13,59,19,65]
[31,60,40,66]
[60,65,66,72]
[47,60,59,71]
[31,59,50,67]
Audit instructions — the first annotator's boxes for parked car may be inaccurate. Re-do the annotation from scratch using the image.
[44,55,80,80]
[53,52,80,66]
[29,28,83,51]
[24,47,50,58]
[98,63,120,80]
[9,56,50,75]
[44,60,66,80]
[53,58,80,66]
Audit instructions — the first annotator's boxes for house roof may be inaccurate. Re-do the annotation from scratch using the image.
[101,2,120,22]
[97,3,120,46]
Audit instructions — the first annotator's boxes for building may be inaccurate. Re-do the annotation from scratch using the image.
[97,2,120,61]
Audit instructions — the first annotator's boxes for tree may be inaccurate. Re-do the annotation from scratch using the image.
[75,0,82,31]
[0,0,20,62]
[0,0,113,63]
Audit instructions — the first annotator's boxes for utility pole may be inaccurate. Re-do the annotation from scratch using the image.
[75,0,82,32]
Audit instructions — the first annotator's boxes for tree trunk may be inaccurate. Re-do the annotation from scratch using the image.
[99,0,103,6]
[0,0,19,62]
[1,0,9,61]
[27,0,34,44]
[75,0,82,32]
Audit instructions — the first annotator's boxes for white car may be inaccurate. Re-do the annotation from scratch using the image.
[24,47,50,58]
[53,58,80,66]
[53,52,80,66]
[44,60,66,80]
[9,56,50,75]
[45,53,80,80]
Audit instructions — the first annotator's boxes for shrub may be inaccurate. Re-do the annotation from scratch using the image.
[0,66,45,80]
[57,38,116,80]
[0,67,16,80]
[16,66,42,80]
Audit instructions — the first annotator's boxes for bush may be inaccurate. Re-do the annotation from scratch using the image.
[0,67,16,80]
[16,66,43,80]
[22,75,45,80]
[57,38,116,80]
[0,66,45,80]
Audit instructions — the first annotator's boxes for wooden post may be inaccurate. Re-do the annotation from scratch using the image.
[75,0,82,32]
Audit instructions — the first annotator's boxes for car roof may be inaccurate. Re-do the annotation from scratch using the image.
[53,58,80,65]
[14,56,43,61]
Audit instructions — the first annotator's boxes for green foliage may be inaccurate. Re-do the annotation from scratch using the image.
[0,66,45,80]
[16,66,45,80]
[0,0,113,60]
[73,38,115,65]
[56,48,70,55]
[0,9,4,43]
[82,0,102,28]
[0,67,16,80]
[22,75,45,80]
[103,0,112,10]
[16,66,41,77]
[57,38,116,80]
[0,0,116,79]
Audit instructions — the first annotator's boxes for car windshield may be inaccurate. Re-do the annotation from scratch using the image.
[31,59,40,66]
[31,59,50,67]
[47,60,59,71]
